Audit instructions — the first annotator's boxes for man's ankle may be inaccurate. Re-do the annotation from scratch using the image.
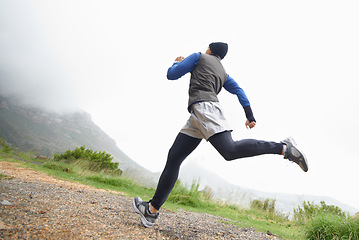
[149,203,159,214]
[282,144,287,155]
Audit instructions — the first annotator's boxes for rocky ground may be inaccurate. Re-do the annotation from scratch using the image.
[0,161,279,239]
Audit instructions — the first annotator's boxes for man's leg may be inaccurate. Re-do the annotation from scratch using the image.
[208,131,283,160]
[150,133,202,210]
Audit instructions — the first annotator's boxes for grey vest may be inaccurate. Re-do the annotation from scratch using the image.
[188,53,227,110]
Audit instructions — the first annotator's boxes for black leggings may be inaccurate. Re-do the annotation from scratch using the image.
[150,131,283,210]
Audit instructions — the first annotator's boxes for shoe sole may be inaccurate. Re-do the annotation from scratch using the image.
[132,198,155,228]
[283,137,309,172]
[290,141,308,172]
[299,153,309,172]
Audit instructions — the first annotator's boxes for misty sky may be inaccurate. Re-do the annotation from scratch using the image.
[1,0,358,210]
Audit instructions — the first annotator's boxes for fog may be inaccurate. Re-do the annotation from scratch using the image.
[0,1,78,112]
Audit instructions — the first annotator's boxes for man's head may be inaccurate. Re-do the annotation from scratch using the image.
[207,42,228,60]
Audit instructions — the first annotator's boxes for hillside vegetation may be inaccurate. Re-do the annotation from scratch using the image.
[0,96,158,186]
[1,142,358,240]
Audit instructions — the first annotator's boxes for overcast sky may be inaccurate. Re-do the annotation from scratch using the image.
[1,0,358,211]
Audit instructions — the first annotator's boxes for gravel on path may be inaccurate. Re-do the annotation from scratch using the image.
[0,161,279,239]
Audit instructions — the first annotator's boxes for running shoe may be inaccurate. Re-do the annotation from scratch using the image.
[282,137,308,172]
[132,197,159,228]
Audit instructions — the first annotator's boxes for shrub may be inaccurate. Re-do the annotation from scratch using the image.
[168,179,199,207]
[54,146,119,171]
[0,138,11,154]
[167,179,214,208]
[306,213,359,240]
[200,186,213,201]
[250,198,276,213]
[294,201,347,225]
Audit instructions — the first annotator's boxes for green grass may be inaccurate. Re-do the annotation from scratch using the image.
[1,150,357,240]
[305,213,359,240]
[0,153,303,239]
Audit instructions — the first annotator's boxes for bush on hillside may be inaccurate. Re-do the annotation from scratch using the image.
[250,198,276,213]
[305,213,359,240]
[0,138,11,154]
[294,201,358,239]
[54,146,119,171]
[294,201,347,225]
[168,179,202,207]
[168,179,215,208]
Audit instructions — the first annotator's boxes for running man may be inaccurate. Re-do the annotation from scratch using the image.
[133,42,308,228]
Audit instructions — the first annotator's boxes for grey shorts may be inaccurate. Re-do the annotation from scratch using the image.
[180,101,232,141]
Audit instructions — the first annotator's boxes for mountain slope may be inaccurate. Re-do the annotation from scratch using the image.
[0,95,158,186]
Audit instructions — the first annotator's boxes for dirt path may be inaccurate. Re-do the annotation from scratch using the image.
[0,161,278,239]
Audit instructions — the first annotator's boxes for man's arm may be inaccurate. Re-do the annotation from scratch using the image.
[223,75,256,127]
[167,53,201,80]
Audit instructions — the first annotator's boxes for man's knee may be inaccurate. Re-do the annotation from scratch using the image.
[218,147,251,161]
[219,150,237,161]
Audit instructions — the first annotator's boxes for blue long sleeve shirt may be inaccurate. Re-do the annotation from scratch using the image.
[167,52,251,108]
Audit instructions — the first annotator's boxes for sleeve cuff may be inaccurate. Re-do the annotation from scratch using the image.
[244,105,256,122]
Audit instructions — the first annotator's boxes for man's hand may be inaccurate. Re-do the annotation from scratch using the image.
[245,119,256,129]
[175,56,185,62]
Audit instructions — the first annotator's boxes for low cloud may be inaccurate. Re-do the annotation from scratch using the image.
[0,1,78,113]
